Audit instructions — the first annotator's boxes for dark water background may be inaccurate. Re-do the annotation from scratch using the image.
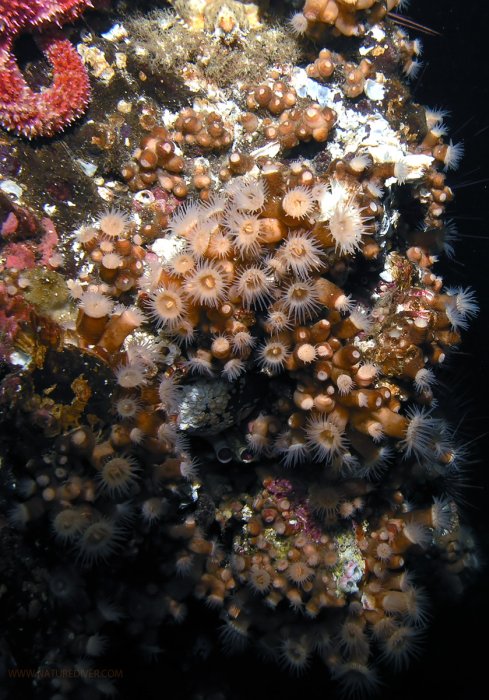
[404,2,489,697]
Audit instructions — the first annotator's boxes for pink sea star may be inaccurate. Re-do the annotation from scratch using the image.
[0,1,93,138]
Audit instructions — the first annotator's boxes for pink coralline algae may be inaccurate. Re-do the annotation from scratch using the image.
[0,280,31,361]
[38,217,59,265]
[0,0,92,138]
[0,213,61,360]
[1,214,59,269]
[3,241,36,270]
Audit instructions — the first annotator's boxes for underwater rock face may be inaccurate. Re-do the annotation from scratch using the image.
[0,1,482,698]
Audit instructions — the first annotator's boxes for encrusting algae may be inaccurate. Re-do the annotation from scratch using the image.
[0,0,481,698]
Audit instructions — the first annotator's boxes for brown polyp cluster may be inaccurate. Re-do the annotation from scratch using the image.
[166,465,468,681]
[298,0,402,37]
[121,111,233,203]
[173,107,234,151]
[266,103,336,149]
[6,406,194,652]
[341,58,374,99]
[398,33,424,80]
[221,150,254,179]
[175,0,261,34]
[415,147,463,211]
[245,77,336,148]
[307,48,338,82]
[366,261,459,376]
[100,141,468,498]
[199,475,357,615]
[306,50,373,99]
[76,218,146,296]
[122,125,188,197]
[246,80,298,116]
